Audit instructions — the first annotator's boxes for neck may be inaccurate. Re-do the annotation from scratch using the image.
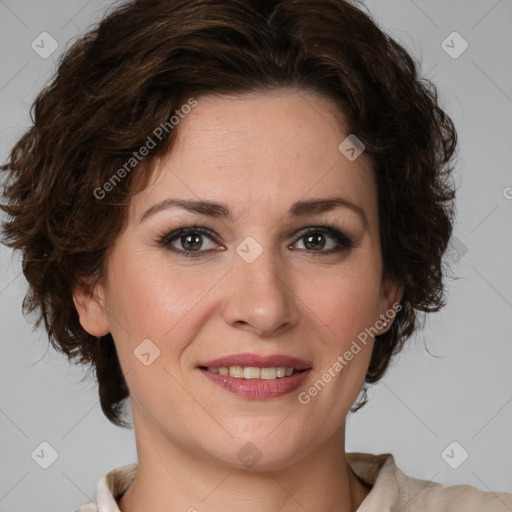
[119,412,370,512]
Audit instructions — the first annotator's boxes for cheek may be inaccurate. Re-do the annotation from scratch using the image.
[104,249,226,379]
[298,260,382,343]
[106,251,198,334]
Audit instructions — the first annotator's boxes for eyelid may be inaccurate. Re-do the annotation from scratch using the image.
[291,223,354,248]
[157,222,356,256]
[158,225,218,248]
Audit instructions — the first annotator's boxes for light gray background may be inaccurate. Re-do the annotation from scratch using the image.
[1,0,511,510]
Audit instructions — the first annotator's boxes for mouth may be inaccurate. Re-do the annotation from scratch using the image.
[197,353,312,399]
[199,365,306,380]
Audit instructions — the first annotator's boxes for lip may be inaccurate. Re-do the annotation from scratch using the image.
[197,352,312,400]
[197,353,312,370]
[200,368,312,399]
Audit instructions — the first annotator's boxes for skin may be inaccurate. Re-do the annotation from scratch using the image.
[74,90,402,512]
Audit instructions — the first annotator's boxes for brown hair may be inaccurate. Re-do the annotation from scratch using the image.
[1,0,457,427]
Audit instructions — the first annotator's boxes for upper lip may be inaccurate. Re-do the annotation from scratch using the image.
[198,353,312,370]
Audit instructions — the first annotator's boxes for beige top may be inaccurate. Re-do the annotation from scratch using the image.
[76,452,512,511]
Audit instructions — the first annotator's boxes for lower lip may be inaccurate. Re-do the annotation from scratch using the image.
[199,369,311,399]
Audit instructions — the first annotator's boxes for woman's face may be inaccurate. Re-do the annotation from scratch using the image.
[76,90,401,469]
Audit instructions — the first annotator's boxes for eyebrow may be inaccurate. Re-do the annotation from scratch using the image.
[140,196,368,227]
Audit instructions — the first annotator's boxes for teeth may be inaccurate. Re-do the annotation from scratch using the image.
[260,367,277,380]
[207,366,297,380]
[243,366,261,379]
[230,366,244,378]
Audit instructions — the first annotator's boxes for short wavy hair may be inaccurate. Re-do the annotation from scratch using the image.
[1,0,457,427]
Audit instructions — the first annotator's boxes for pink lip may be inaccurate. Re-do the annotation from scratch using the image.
[197,352,312,400]
[200,368,311,399]
[198,353,312,370]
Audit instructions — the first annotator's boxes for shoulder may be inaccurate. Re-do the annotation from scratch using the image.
[74,463,138,512]
[347,452,512,512]
[419,483,512,511]
[74,505,98,512]
[397,473,512,511]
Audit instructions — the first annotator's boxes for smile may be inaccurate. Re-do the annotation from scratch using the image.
[203,366,297,380]
[197,353,312,399]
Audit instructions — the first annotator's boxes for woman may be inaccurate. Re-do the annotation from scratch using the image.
[1,0,510,510]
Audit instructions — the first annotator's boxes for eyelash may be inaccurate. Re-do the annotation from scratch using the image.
[156,221,355,259]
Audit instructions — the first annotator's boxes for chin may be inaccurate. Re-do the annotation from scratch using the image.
[202,428,314,472]
[219,446,306,473]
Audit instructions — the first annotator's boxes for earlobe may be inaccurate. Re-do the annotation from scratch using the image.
[72,283,110,337]
[377,278,404,335]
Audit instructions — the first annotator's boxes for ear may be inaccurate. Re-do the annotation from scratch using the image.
[375,277,404,336]
[72,281,110,337]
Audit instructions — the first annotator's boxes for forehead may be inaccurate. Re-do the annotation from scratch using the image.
[129,91,377,226]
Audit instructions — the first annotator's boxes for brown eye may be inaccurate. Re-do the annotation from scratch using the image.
[302,233,327,251]
[159,227,220,258]
[178,234,203,251]
[291,227,354,254]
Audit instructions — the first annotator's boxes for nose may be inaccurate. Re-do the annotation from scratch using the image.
[221,244,299,337]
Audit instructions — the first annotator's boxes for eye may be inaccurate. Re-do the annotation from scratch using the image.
[290,225,354,255]
[157,222,355,258]
[158,225,221,258]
